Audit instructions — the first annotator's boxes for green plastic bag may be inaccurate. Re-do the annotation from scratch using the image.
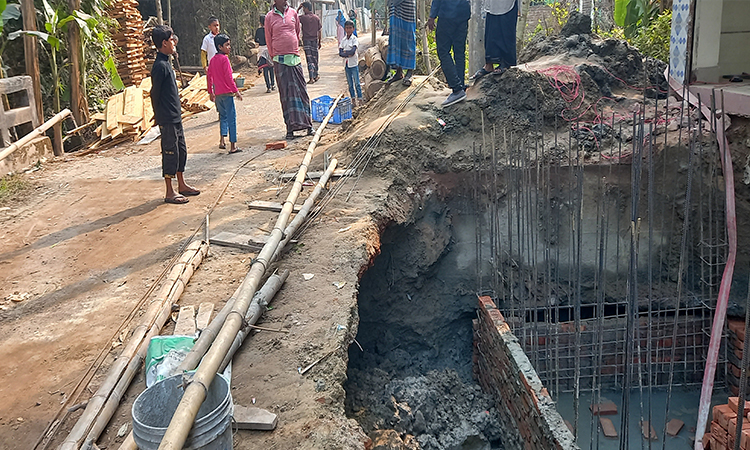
[145,335,195,387]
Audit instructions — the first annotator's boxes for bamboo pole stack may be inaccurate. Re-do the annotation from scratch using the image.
[58,240,209,450]
[109,0,147,87]
[157,95,344,450]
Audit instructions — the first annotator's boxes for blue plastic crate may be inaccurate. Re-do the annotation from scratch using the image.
[311,95,352,124]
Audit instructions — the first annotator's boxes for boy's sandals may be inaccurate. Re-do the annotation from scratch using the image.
[179,188,201,196]
[165,195,189,204]
[470,67,490,80]
[314,75,320,82]
[229,148,243,154]
[219,143,226,149]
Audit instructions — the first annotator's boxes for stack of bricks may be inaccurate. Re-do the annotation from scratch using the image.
[728,319,750,396]
[109,0,147,87]
[473,296,578,450]
[704,397,750,449]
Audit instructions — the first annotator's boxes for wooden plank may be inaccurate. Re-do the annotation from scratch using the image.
[143,97,154,128]
[173,305,196,336]
[247,200,302,213]
[279,168,354,181]
[600,417,617,438]
[233,405,277,430]
[106,92,123,131]
[118,114,143,125]
[122,85,143,120]
[91,112,106,121]
[210,231,263,252]
[138,77,152,91]
[195,303,214,330]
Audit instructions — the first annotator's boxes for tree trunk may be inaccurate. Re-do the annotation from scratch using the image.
[68,0,88,126]
[21,0,43,124]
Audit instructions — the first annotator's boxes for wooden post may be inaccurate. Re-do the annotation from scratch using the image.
[68,0,87,126]
[155,0,163,25]
[371,0,376,46]
[21,0,43,125]
[516,0,531,51]
[418,0,431,72]
[468,0,485,76]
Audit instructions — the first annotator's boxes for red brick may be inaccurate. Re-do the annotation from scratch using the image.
[478,295,496,311]
[730,397,750,415]
[641,420,658,441]
[600,417,617,438]
[666,418,684,436]
[729,319,746,342]
[657,337,673,348]
[742,428,750,449]
[715,404,738,430]
[265,140,287,150]
[713,420,728,443]
[590,401,618,415]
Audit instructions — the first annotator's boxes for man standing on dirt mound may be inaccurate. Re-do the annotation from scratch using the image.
[386,0,417,86]
[427,0,470,107]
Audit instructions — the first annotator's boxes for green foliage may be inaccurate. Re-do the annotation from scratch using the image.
[614,0,660,38]
[629,9,671,61]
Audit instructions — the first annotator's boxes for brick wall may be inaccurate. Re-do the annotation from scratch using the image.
[473,296,578,450]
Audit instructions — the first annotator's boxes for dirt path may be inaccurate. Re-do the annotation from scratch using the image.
[0,37,385,449]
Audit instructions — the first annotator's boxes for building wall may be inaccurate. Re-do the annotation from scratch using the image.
[473,296,578,450]
[690,0,750,83]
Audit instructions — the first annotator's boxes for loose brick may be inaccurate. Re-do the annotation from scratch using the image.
[730,397,750,415]
[715,404,738,430]
[478,295,496,310]
[265,140,287,150]
[641,420,658,441]
[600,417,617,438]
[665,418,684,437]
[590,401,618,415]
[729,319,746,342]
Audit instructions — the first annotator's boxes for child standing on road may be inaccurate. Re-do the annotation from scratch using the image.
[339,21,362,106]
[255,15,275,93]
[150,25,200,204]
[207,34,243,154]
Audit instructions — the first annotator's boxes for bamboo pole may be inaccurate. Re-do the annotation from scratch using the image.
[157,94,343,450]
[271,159,338,263]
[21,0,42,125]
[81,244,207,450]
[175,113,343,377]
[218,269,289,372]
[59,241,208,450]
[0,109,71,162]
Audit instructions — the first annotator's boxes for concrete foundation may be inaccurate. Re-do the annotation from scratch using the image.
[0,136,54,177]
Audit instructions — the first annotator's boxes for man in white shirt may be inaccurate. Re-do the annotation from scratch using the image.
[339,21,363,105]
[201,16,221,70]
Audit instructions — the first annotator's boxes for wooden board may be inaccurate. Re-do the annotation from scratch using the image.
[210,231,263,252]
[173,305,196,336]
[106,92,123,131]
[247,200,302,213]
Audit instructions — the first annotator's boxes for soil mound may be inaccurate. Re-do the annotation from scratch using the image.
[519,15,668,99]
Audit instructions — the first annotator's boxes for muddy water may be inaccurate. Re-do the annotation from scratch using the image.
[555,388,729,449]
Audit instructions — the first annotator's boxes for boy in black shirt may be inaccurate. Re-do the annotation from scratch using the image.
[150,25,199,204]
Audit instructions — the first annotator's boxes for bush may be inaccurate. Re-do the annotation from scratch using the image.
[629,9,671,62]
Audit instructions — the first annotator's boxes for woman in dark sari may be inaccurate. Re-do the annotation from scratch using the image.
[265,0,314,139]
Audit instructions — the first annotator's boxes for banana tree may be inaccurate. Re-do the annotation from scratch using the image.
[0,0,22,77]
[614,0,660,38]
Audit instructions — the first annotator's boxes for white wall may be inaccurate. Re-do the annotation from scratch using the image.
[693,0,750,83]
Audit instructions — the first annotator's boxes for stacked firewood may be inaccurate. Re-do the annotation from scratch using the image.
[109,0,147,87]
[358,35,388,100]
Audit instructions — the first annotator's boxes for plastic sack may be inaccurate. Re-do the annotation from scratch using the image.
[145,335,195,387]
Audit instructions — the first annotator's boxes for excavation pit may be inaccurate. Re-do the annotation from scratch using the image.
[344,124,736,449]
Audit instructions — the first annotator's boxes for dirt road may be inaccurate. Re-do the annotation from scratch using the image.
[0,37,383,449]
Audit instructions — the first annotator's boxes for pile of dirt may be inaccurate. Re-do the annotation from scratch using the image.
[519,11,668,99]
[346,369,504,450]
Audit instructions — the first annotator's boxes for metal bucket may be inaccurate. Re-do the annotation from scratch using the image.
[132,374,233,450]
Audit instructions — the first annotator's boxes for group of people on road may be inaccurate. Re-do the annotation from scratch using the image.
[149,0,519,204]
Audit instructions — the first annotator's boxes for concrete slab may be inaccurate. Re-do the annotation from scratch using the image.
[0,136,53,177]
[195,302,213,330]
[173,305,196,336]
[233,404,278,430]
